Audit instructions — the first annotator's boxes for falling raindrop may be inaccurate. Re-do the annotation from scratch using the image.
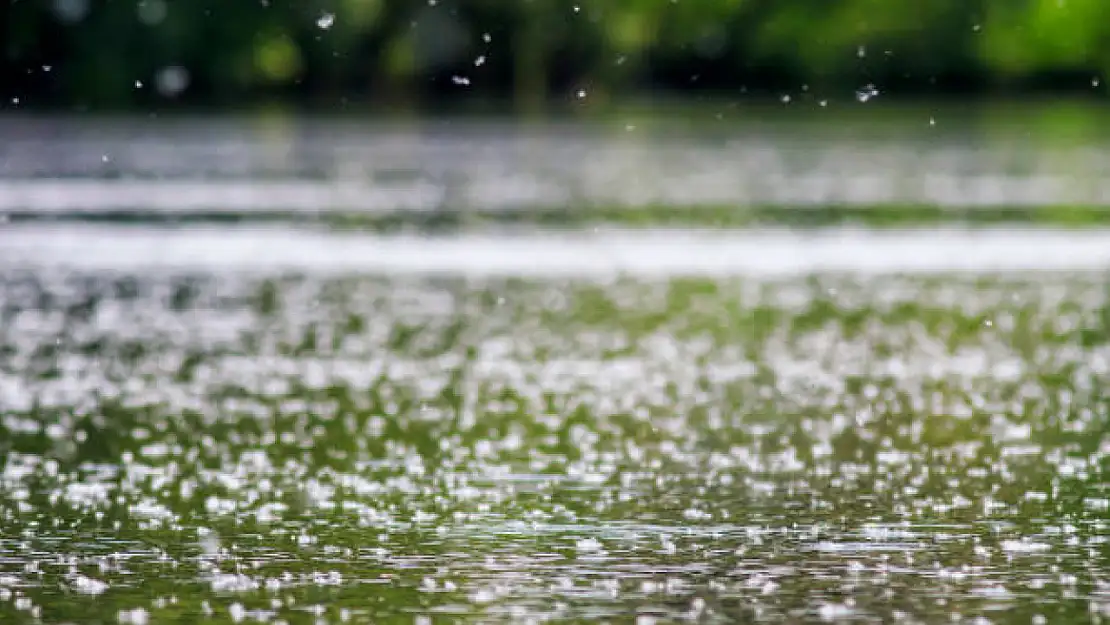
[855,84,880,103]
[482,33,492,43]
[155,66,190,97]
[857,45,867,59]
[474,55,486,67]
[134,80,143,89]
[42,65,53,73]
[576,89,587,99]
[781,94,791,104]
[819,100,828,107]
[53,0,89,23]
[1093,77,1101,88]
[929,117,936,127]
[136,0,167,25]
[316,12,335,30]
[452,75,471,86]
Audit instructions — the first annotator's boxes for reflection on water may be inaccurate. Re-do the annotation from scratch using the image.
[6,110,1110,214]
[0,263,1107,623]
[6,225,1110,277]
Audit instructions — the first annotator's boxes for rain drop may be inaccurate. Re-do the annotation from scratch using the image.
[856,84,880,103]
[316,12,335,30]
[155,65,189,97]
[452,75,471,86]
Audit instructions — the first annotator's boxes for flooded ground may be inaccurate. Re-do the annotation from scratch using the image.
[0,114,1108,623]
[6,104,1110,216]
[0,226,1107,623]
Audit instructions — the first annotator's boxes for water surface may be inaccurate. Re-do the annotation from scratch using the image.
[6,109,1110,216]
[0,233,1107,622]
[0,113,1107,623]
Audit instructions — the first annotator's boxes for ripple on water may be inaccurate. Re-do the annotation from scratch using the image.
[0,268,1105,623]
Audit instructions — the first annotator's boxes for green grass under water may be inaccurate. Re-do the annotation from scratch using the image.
[0,272,1106,623]
[8,203,1110,232]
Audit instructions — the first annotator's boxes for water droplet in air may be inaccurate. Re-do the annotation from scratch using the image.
[53,0,90,23]
[155,65,189,97]
[482,33,492,43]
[576,89,587,99]
[42,65,52,72]
[819,100,828,107]
[134,80,143,88]
[1093,77,1101,88]
[781,94,791,104]
[573,5,580,12]
[474,55,486,67]
[972,24,981,32]
[101,154,110,163]
[136,0,167,25]
[316,12,335,30]
[855,84,879,103]
[452,75,471,86]
[929,117,936,127]
[857,45,867,59]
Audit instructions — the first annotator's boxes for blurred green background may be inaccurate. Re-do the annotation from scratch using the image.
[3,0,1109,111]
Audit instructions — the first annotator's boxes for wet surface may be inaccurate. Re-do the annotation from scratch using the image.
[1,112,1108,622]
[0,255,1107,623]
[6,225,1110,277]
[6,111,1110,214]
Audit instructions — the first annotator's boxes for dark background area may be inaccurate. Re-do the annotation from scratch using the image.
[3,0,1110,113]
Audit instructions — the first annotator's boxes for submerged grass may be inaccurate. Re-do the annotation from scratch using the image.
[0,271,1107,623]
[6,203,1110,232]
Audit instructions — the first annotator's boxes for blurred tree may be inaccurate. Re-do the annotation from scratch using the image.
[2,0,1107,111]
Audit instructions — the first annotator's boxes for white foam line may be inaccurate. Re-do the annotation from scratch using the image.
[2,225,1109,277]
[4,177,1110,210]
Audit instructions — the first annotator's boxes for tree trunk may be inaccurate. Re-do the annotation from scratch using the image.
[513,1,548,116]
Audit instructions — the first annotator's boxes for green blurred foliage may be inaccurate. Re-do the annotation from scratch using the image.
[2,0,1108,109]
